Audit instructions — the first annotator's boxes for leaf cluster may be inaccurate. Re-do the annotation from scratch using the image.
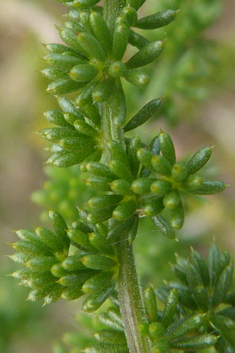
[54,244,235,352]
[8,0,233,352]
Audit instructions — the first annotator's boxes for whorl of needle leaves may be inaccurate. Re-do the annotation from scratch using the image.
[52,244,235,353]
[39,0,225,239]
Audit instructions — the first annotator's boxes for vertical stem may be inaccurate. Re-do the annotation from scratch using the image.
[102,2,152,351]
[117,239,152,353]
[101,97,152,352]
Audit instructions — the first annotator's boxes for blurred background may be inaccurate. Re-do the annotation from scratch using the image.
[0,0,235,352]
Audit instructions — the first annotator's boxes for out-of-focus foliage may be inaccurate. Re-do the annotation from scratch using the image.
[125,0,235,125]
[1,0,235,352]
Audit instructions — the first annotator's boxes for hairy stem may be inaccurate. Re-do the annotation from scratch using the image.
[101,101,151,352]
[101,2,152,351]
[117,239,152,353]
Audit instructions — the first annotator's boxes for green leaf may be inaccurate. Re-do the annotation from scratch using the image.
[170,333,218,350]
[134,10,177,30]
[124,99,161,132]
[82,283,115,313]
[185,147,212,174]
[151,214,176,239]
[144,285,158,324]
[126,40,165,69]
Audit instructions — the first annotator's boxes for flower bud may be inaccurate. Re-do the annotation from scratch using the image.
[61,286,84,301]
[42,67,67,80]
[82,270,115,294]
[126,0,140,10]
[26,257,58,273]
[82,283,114,313]
[47,77,85,95]
[212,260,234,308]
[143,197,164,217]
[151,179,172,197]
[44,110,71,128]
[159,131,176,166]
[108,85,126,126]
[94,328,126,345]
[107,140,130,167]
[89,232,114,256]
[122,6,138,26]
[82,162,116,179]
[69,64,99,82]
[59,270,95,287]
[124,68,149,87]
[190,247,210,287]
[51,263,68,278]
[11,240,53,257]
[171,163,188,182]
[131,178,155,194]
[47,150,93,167]
[113,20,130,61]
[67,229,96,252]
[76,32,106,61]
[45,43,76,54]
[73,0,100,9]
[151,155,172,176]
[87,195,122,211]
[110,179,132,195]
[57,97,83,117]
[112,196,137,221]
[44,53,85,72]
[85,176,112,191]
[87,209,114,224]
[74,120,98,137]
[108,62,127,78]
[144,284,158,323]
[162,288,179,329]
[170,201,184,229]
[58,28,87,56]
[137,148,154,171]
[65,20,84,33]
[149,322,165,339]
[89,11,112,53]
[92,78,115,102]
[109,160,133,182]
[127,136,142,177]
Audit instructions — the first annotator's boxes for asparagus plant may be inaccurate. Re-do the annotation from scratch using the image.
[9,0,235,352]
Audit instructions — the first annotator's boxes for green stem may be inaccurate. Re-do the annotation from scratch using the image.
[117,240,152,353]
[101,98,152,351]
[101,2,152,351]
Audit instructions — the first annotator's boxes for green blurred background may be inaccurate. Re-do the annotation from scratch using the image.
[0,0,235,352]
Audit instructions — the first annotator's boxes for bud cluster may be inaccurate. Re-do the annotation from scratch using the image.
[156,243,235,352]
[42,0,176,129]
[71,243,233,353]
[82,131,225,240]
[141,286,218,353]
[9,211,118,309]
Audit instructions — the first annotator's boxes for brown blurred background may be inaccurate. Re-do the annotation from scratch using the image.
[0,0,234,352]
